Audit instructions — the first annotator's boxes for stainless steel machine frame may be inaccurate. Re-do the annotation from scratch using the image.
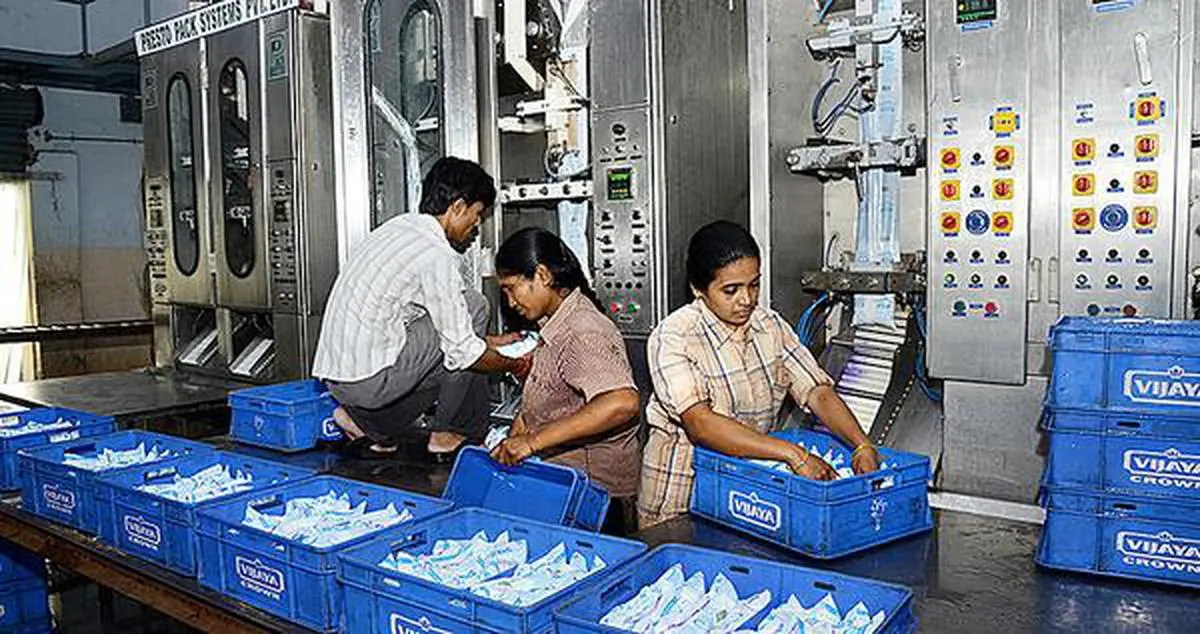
[589,0,750,334]
[331,0,481,258]
[140,5,339,381]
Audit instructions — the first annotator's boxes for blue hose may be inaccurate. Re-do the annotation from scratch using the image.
[795,292,833,347]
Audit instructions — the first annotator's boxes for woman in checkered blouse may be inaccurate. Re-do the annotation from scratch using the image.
[637,221,881,529]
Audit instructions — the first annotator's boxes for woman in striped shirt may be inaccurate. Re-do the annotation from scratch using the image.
[637,221,881,529]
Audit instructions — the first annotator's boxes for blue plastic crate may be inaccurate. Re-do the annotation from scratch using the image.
[0,577,50,633]
[19,431,214,535]
[1037,485,1200,589]
[1044,408,1200,500]
[1047,316,1200,416]
[553,544,917,634]
[94,452,314,576]
[0,408,115,490]
[195,475,453,632]
[228,379,341,452]
[337,508,648,634]
[443,447,610,532]
[0,539,43,585]
[691,429,932,559]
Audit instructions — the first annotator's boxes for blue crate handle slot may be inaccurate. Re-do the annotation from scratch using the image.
[869,476,891,492]
[813,580,838,592]
[250,495,285,511]
[1111,501,1137,513]
[727,564,752,576]
[390,530,429,552]
[64,443,99,456]
[1114,420,1142,430]
[599,577,635,604]
[142,466,180,483]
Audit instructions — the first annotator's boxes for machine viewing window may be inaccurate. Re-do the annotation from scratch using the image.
[956,0,997,24]
[218,59,256,279]
[366,0,444,228]
[166,74,200,276]
[607,167,634,201]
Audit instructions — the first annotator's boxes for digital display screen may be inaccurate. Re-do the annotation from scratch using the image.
[956,0,997,24]
[607,167,634,201]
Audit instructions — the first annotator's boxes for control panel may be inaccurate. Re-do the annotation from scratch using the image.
[926,0,1030,384]
[144,176,170,305]
[268,160,299,313]
[592,110,654,334]
[1059,0,1182,319]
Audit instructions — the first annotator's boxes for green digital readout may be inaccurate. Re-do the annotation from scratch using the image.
[607,167,634,201]
[957,0,997,24]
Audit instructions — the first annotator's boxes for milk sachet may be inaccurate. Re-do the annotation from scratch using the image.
[242,490,414,548]
[601,564,771,633]
[379,530,529,589]
[472,543,607,608]
[135,464,255,503]
[63,443,173,471]
[734,593,887,634]
[749,444,889,481]
[0,416,76,438]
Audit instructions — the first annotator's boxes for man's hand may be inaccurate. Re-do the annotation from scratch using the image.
[487,332,524,348]
[851,445,882,475]
[511,354,533,382]
[490,434,539,466]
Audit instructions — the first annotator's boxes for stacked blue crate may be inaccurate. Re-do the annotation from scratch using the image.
[1039,317,1200,589]
[0,539,50,632]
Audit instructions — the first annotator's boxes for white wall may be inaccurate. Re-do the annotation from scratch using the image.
[1,0,188,375]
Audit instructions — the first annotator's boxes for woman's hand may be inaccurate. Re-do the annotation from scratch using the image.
[851,445,882,475]
[786,446,837,481]
[511,413,529,437]
[490,434,539,466]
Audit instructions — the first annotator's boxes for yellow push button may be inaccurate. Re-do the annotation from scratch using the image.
[940,180,961,201]
[1071,207,1095,232]
[1071,138,1095,162]
[940,147,961,171]
[1134,170,1158,194]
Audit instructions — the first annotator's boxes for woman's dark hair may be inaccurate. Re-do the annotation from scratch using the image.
[419,157,497,216]
[686,220,761,291]
[496,228,605,313]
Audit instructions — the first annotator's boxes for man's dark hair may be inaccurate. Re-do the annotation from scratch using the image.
[418,157,497,216]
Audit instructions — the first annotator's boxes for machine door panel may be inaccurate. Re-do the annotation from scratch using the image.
[208,24,269,310]
[144,44,213,306]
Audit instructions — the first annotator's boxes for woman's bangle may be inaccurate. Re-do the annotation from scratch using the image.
[851,442,875,459]
[796,445,810,467]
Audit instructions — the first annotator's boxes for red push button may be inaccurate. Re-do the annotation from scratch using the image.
[993,179,1013,200]
[1072,207,1095,231]
[1123,304,1138,317]
[1072,138,1095,161]
[992,212,1012,233]
[940,180,961,201]
[1134,170,1158,194]
[940,212,960,234]
[940,148,961,170]
[1073,174,1095,196]
[609,302,621,314]
[993,145,1014,168]
[1136,134,1159,158]
[1134,206,1157,229]
[985,301,999,315]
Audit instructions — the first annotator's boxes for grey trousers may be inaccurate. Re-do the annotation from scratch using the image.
[326,290,491,444]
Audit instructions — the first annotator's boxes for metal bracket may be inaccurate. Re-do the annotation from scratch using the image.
[499,179,593,204]
[799,252,927,294]
[515,95,588,119]
[786,136,925,176]
[807,10,924,59]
